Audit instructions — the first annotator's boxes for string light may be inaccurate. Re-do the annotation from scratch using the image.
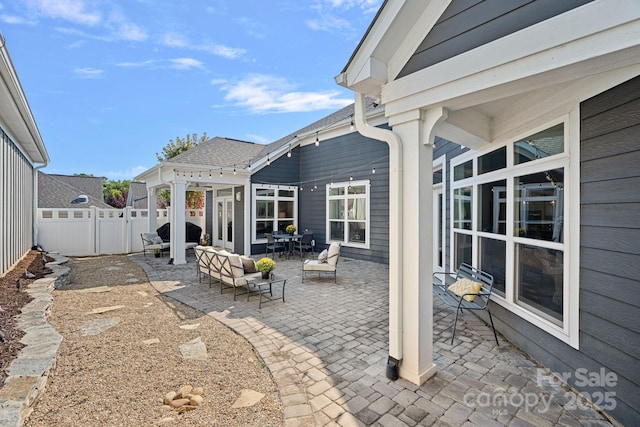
[315,132,319,146]
[350,116,354,131]
[233,165,236,175]
[287,146,292,157]
[372,165,376,174]
[209,170,212,178]
[267,155,271,165]
[219,168,223,177]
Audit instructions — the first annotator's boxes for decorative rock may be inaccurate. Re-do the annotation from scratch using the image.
[80,318,120,336]
[179,323,200,330]
[189,395,204,407]
[179,337,208,360]
[136,291,148,296]
[232,389,265,408]
[77,286,111,294]
[177,405,197,413]
[191,387,203,395]
[176,385,193,398]
[142,338,160,345]
[87,305,125,314]
[169,398,189,408]
[164,391,177,404]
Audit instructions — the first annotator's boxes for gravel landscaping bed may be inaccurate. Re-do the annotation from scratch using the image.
[21,254,284,427]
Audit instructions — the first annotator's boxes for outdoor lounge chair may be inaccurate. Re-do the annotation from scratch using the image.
[141,232,170,256]
[302,242,340,283]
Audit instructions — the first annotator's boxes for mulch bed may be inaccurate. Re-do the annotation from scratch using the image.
[0,249,52,385]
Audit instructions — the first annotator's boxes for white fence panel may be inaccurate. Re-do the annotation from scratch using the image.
[38,208,95,256]
[96,209,126,255]
[37,207,206,256]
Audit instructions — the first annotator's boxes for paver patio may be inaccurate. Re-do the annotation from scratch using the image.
[131,253,613,427]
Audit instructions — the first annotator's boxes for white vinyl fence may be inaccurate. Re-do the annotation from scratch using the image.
[37,207,205,256]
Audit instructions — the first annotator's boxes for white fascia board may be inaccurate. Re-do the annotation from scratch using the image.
[342,0,449,97]
[0,39,49,164]
[382,0,640,115]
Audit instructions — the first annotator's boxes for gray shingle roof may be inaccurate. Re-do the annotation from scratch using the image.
[157,99,381,171]
[38,172,111,209]
[126,181,148,209]
[167,136,264,169]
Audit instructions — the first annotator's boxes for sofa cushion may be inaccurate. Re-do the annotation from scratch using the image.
[317,249,328,263]
[327,243,341,267]
[151,236,164,244]
[227,254,245,279]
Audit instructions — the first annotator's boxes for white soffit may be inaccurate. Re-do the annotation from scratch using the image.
[382,0,640,116]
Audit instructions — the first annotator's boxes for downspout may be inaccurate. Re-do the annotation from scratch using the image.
[353,92,403,380]
[32,162,48,248]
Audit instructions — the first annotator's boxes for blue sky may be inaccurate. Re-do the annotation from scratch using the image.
[0,0,381,181]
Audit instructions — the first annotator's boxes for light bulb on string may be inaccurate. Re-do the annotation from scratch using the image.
[287,146,292,157]
[219,168,223,177]
[233,165,236,175]
[267,155,271,165]
[315,132,319,146]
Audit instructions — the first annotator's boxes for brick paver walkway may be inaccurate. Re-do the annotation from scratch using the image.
[132,253,612,427]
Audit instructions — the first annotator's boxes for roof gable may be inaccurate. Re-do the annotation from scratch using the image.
[397,0,593,79]
[166,136,264,169]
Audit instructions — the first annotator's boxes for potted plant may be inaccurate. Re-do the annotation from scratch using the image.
[154,248,161,258]
[285,224,297,235]
[255,257,276,279]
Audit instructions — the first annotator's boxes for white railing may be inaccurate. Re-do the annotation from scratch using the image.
[37,207,206,256]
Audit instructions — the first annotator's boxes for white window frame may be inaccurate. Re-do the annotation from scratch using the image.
[251,184,298,243]
[326,180,370,249]
[448,114,579,348]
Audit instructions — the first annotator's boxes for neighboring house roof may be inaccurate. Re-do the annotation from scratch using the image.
[126,181,148,209]
[38,172,111,209]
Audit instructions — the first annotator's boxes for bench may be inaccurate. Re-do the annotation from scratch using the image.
[433,263,499,346]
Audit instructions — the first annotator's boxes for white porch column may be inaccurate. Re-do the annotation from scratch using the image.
[147,187,157,233]
[390,109,436,385]
[171,180,187,265]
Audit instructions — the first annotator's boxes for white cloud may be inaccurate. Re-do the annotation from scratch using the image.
[74,67,103,78]
[159,31,245,60]
[169,58,203,70]
[306,14,351,32]
[220,74,352,114]
[25,0,101,25]
[116,58,202,70]
[307,0,382,32]
[0,13,30,24]
[246,134,271,144]
[114,21,147,42]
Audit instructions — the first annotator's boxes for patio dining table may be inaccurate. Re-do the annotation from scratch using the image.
[273,233,302,259]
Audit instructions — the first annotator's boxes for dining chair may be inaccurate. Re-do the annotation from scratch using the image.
[293,231,314,259]
[265,233,285,259]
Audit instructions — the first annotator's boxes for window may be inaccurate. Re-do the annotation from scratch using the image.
[252,184,297,241]
[327,180,369,248]
[449,120,576,346]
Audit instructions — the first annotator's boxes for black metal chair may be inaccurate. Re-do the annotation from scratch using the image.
[265,233,285,259]
[293,231,314,259]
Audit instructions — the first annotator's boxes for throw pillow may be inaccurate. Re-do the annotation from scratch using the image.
[448,278,483,302]
[317,249,328,263]
[151,236,163,244]
[241,256,257,273]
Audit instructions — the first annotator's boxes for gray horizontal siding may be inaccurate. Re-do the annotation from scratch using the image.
[564,75,639,425]
[299,131,390,264]
[398,0,592,78]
